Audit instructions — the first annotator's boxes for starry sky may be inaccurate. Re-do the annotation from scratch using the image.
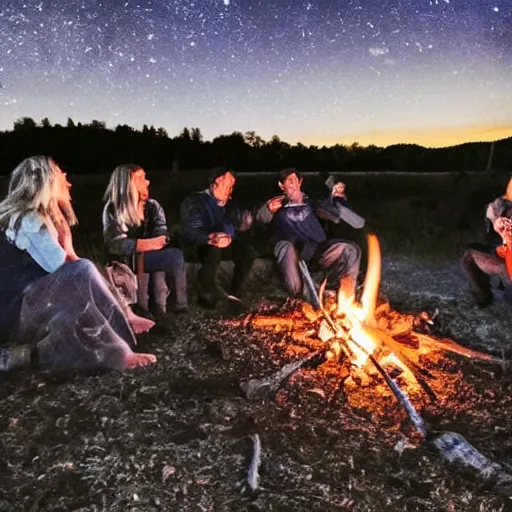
[1,0,511,148]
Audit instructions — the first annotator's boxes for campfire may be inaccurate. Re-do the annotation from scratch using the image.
[231,234,500,440]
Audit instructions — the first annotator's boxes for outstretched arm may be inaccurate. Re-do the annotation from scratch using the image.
[315,197,366,229]
[255,196,284,224]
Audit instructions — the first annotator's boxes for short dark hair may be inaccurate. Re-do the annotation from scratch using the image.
[279,167,301,183]
[208,166,235,185]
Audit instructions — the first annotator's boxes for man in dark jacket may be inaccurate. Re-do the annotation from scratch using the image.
[180,167,256,308]
[256,168,361,305]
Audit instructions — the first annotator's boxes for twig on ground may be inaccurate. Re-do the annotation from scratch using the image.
[247,433,262,492]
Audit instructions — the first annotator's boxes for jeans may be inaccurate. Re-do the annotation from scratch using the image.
[142,247,188,312]
[461,244,509,298]
[274,239,361,297]
[196,240,256,299]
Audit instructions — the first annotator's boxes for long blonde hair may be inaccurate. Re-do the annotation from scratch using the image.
[103,164,143,228]
[0,156,77,234]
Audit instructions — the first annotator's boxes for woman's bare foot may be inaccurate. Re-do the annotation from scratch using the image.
[124,352,157,369]
[130,315,155,334]
[126,308,155,334]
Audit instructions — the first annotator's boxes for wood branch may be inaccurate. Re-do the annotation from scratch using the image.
[413,333,503,363]
[361,324,438,402]
[343,326,427,437]
[368,353,426,437]
[247,434,262,491]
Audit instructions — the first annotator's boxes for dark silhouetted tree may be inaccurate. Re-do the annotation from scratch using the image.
[13,117,37,131]
[245,131,265,148]
[190,127,203,143]
[89,120,106,130]
[179,127,191,141]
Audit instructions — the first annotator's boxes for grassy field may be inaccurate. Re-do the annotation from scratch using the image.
[1,169,509,262]
[45,170,512,261]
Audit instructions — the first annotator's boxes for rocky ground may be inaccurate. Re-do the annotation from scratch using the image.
[1,256,512,512]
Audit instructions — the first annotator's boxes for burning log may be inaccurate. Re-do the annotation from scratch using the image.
[414,333,502,363]
[251,316,295,331]
[241,233,502,439]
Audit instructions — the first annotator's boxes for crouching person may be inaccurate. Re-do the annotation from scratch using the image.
[256,168,361,305]
[180,167,256,308]
[0,156,156,372]
[461,179,512,307]
[102,164,188,326]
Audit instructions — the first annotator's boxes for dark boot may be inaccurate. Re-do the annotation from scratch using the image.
[231,241,257,299]
[197,245,222,308]
[0,345,33,372]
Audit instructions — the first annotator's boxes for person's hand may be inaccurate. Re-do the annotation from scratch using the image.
[137,235,167,252]
[55,220,80,261]
[331,182,346,198]
[208,232,232,248]
[495,217,512,245]
[240,210,253,232]
[267,195,284,213]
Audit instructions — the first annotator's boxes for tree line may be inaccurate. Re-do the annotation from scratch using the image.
[0,116,511,175]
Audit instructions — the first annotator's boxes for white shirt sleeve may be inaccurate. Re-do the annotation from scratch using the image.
[6,212,66,273]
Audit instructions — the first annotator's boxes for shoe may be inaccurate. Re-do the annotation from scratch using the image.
[0,346,33,371]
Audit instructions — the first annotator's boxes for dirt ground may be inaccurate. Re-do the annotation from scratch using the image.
[1,256,512,512]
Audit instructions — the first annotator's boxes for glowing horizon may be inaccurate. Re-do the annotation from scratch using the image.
[1,1,511,150]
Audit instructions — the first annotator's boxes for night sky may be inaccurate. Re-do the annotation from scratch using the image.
[1,0,511,147]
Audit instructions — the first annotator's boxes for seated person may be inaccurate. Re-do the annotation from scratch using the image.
[0,156,156,372]
[256,168,361,305]
[180,167,256,308]
[461,177,512,307]
[102,164,188,321]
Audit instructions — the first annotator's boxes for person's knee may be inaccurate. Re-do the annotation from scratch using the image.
[274,241,296,261]
[73,258,98,276]
[163,248,185,271]
[346,243,362,271]
[330,242,361,274]
[461,249,473,269]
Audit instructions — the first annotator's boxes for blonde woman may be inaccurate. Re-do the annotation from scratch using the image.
[0,156,156,372]
[102,164,188,321]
